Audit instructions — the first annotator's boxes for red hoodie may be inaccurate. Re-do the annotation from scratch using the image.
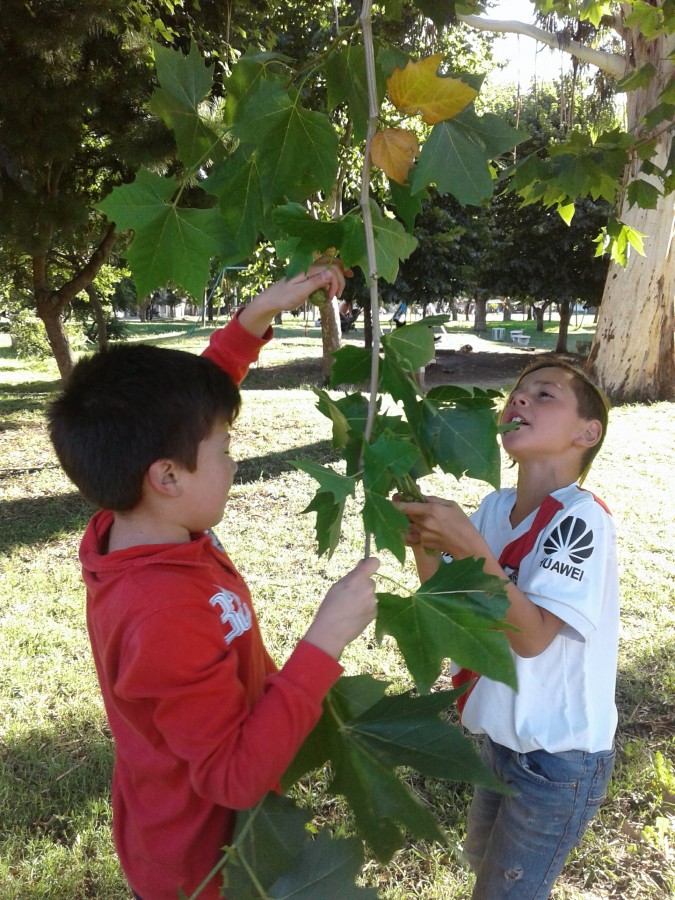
[79,316,342,899]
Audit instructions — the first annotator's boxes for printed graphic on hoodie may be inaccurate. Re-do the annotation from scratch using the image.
[209,587,253,643]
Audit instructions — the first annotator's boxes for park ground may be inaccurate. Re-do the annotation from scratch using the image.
[0,312,673,899]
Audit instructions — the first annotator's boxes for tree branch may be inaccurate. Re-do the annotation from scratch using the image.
[51,222,117,308]
[458,14,628,80]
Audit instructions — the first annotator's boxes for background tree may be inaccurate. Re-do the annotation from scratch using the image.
[461,0,675,401]
[0,0,181,379]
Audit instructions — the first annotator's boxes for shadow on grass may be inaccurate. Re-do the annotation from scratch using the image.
[0,491,92,553]
[1,712,114,842]
[235,439,337,484]
[242,358,326,390]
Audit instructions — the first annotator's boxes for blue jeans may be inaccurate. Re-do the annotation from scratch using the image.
[466,736,615,899]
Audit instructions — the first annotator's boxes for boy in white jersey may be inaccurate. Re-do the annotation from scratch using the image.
[397,358,618,900]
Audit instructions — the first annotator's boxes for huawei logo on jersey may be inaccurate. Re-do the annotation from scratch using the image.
[539,516,594,582]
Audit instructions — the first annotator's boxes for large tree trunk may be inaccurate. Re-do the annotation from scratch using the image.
[588,22,674,402]
[588,188,674,401]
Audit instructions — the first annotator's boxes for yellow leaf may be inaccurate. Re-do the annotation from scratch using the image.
[388,53,478,125]
[371,128,420,185]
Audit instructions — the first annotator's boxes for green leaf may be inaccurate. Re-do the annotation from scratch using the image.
[325,44,385,142]
[151,43,225,172]
[340,202,418,284]
[624,1,665,40]
[227,794,310,897]
[269,832,377,898]
[285,676,445,861]
[348,690,505,791]
[291,460,357,559]
[626,177,662,210]
[388,179,427,230]
[128,206,230,301]
[97,167,177,232]
[223,47,291,126]
[362,490,409,564]
[271,204,346,275]
[328,345,373,388]
[411,107,526,205]
[382,318,441,370]
[201,145,265,259]
[414,0,456,30]
[233,80,338,203]
[98,169,230,299]
[226,794,376,899]
[376,557,516,694]
[615,62,657,93]
[284,675,508,862]
[153,42,213,112]
[421,398,501,488]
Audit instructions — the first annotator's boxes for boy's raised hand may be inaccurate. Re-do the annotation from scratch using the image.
[303,557,380,660]
[396,496,489,561]
[238,259,351,338]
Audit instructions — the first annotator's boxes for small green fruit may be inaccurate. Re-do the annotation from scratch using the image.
[309,288,328,308]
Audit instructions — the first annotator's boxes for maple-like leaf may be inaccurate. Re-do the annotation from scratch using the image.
[371,128,420,185]
[283,675,506,861]
[341,201,418,284]
[376,558,516,694]
[233,80,338,203]
[150,43,225,172]
[291,460,357,558]
[388,53,478,125]
[222,793,376,899]
[97,168,231,300]
[324,43,386,142]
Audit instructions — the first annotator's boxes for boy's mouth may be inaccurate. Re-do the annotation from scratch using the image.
[508,414,528,426]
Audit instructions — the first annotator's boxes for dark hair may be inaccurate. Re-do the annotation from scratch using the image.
[507,356,610,481]
[48,344,241,510]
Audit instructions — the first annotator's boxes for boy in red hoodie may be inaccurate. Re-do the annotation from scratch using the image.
[48,265,379,899]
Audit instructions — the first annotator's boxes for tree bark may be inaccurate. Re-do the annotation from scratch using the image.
[33,223,117,381]
[588,191,674,400]
[85,284,108,349]
[588,21,674,402]
[474,297,488,332]
[556,300,571,353]
[320,298,341,382]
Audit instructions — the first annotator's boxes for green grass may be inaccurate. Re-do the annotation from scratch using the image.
[0,320,673,899]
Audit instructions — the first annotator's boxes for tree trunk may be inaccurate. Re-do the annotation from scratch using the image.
[39,304,74,379]
[556,300,571,353]
[589,23,674,402]
[502,301,512,322]
[85,284,108,349]
[320,298,341,382]
[588,187,674,401]
[534,304,547,331]
[473,297,487,332]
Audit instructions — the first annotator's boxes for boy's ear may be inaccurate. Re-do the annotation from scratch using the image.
[574,419,602,448]
[145,459,183,497]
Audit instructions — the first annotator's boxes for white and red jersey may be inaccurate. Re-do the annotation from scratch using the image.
[459,482,619,754]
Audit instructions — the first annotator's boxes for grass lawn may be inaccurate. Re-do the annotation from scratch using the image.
[0,318,673,899]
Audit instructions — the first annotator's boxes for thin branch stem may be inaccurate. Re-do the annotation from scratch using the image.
[358,0,382,559]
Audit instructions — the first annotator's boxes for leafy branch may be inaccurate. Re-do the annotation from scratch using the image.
[96,2,526,894]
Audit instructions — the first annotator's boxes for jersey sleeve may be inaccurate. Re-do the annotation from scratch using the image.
[201,312,273,385]
[523,498,616,639]
[115,604,342,810]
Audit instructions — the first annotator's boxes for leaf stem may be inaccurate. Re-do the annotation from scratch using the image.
[359,0,382,559]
